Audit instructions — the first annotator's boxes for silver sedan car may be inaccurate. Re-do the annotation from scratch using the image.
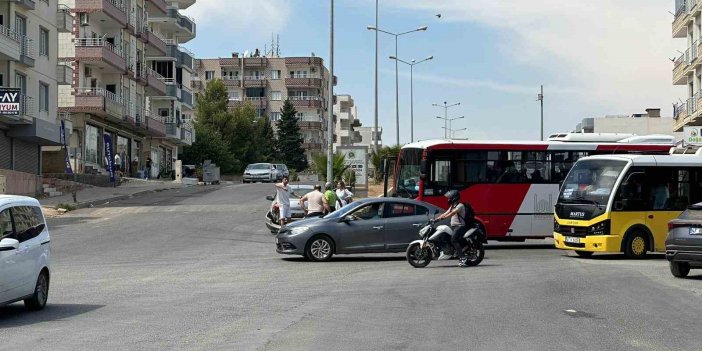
[275,197,446,261]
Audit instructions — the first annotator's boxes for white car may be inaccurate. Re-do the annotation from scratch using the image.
[0,195,51,310]
[264,184,314,232]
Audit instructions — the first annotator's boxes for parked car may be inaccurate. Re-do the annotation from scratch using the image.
[275,164,290,181]
[666,203,702,278]
[243,163,276,183]
[0,195,51,310]
[275,198,447,261]
[265,184,315,232]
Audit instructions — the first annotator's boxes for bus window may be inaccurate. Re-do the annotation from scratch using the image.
[524,152,549,183]
[646,168,690,211]
[550,151,573,183]
[454,151,487,184]
[427,158,451,194]
[614,170,648,211]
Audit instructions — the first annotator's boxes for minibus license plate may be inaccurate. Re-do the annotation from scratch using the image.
[565,236,580,244]
[690,228,702,235]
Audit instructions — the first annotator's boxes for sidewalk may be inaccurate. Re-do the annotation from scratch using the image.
[39,179,183,209]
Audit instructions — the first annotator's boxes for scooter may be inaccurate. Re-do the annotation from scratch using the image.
[406,219,485,268]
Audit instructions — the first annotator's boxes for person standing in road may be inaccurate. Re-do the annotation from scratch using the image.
[335,181,354,208]
[300,184,325,218]
[145,157,152,180]
[323,182,338,214]
[274,176,300,226]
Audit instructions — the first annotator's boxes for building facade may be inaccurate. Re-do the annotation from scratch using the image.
[356,126,382,150]
[0,0,63,179]
[573,108,679,139]
[673,0,702,132]
[54,0,195,178]
[192,54,334,161]
[333,94,361,151]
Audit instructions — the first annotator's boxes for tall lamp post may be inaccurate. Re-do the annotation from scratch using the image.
[367,25,428,146]
[537,85,544,141]
[327,0,334,182]
[433,101,461,138]
[442,127,467,139]
[389,55,433,143]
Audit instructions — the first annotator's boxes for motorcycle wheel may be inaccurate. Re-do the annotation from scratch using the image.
[463,243,485,267]
[406,243,433,268]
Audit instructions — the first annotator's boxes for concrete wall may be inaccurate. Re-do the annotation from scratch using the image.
[0,169,41,196]
[593,117,677,137]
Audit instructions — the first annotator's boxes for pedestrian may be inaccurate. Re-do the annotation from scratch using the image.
[300,184,325,218]
[145,157,152,180]
[274,176,300,226]
[323,182,338,214]
[335,181,354,208]
[114,153,121,176]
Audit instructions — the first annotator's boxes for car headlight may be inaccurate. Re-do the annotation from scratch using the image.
[289,226,310,235]
[588,220,610,235]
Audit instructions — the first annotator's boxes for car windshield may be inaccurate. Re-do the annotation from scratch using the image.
[291,187,314,197]
[323,202,365,219]
[396,148,422,198]
[559,159,627,206]
[249,164,270,170]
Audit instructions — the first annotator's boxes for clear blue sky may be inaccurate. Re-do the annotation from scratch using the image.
[184,0,684,145]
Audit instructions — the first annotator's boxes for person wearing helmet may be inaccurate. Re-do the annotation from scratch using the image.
[436,190,471,267]
[323,182,338,214]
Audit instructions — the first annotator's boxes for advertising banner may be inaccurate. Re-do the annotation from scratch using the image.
[684,126,702,146]
[0,88,21,115]
[103,133,116,183]
[60,120,73,174]
[337,146,368,186]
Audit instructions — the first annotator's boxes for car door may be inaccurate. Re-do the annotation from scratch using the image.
[333,202,386,252]
[0,207,19,303]
[12,206,44,296]
[384,203,428,250]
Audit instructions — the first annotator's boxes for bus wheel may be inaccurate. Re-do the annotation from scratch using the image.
[624,232,648,259]
[575,251,593,258]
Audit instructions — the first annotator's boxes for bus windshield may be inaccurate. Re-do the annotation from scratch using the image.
[396,148,422,198]
[559,159,627,206]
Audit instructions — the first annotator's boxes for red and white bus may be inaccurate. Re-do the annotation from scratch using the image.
[393,137,674,240]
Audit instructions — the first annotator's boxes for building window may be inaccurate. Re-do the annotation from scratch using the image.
[39,82,49,112]
[228,91,239,101]
[205,71,215,80]
[39,27,49,57]
[271,91,282,101]
[270,112,281,121]
[270,70,281,79]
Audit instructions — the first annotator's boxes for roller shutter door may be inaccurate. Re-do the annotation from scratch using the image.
[13,139,39,174]
[0,132,10,169]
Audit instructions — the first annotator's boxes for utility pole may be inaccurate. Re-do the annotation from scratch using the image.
[537,85,544,141]
[374,0,378,152]
[433,102,461,139]
[327,0,334,182]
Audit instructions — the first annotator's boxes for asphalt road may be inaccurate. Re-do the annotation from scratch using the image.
[2,183,702,350]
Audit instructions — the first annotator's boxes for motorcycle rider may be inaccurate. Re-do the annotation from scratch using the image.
[435,190,473,267]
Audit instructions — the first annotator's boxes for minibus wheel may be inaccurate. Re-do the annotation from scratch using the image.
[624,232,648,258]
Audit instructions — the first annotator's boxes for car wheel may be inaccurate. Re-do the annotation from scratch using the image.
[575,251,594,258]
[306,236,334,262]
[24,271,49,311]
[670,261,691,278]
[624,231,648,259]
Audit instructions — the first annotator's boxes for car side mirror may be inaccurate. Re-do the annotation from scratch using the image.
[266,195,275,201]
[0,238,19,252]
[340,215,356,223]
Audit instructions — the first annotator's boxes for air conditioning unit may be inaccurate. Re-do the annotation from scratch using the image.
[79,13,90,26]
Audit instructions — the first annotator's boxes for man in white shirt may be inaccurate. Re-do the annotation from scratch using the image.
[274,176,300,225]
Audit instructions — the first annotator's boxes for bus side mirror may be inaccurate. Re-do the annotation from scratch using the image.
[420,160,427,180]
[380,159,386,174]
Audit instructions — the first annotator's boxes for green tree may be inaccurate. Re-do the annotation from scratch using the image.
[276,100,307,171]
[254,116,277,162]
[311,152,350,182]
[370,145,401,183]
[182,124,238,174]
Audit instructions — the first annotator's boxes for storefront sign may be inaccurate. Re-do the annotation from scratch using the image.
[0,88,21,115]
[337,146,369,186]
[103,134,116,183]
[60,120,73,174]
[684,126,702,146]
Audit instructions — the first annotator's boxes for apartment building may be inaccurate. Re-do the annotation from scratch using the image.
[193,54,334,161]
[0,0,64,185]
[54,0,196,179]
[573,108,679,139]
[673,0,702,132]
[333,94,361,151]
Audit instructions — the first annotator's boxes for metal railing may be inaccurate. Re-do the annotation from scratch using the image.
[243,75,265,80]
[244,97,265,101]
[676,0,699,18]
[19,95,35,117]
[76,87,125,105]
[0,24,21,43]
[21,37,35,59]
[691,40,699,63]
[74,38,123,57]
[289,73,321,79]
[222,75,240,80]
[148,68,165,80]
[688,94,699,116]
[289,96,321,101]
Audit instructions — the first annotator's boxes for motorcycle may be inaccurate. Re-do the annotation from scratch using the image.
[406,219,485,268]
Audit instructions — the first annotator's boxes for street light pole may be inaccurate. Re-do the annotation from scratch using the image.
[433,102,461,139]
[374,0,378,152]
[367,25,428,146]
[389,55,433,143]
[537,85,544,141]
[327,0,334,182]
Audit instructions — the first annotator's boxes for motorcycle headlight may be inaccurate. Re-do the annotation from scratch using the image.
[289,226,310,235]
[588,220,610,235]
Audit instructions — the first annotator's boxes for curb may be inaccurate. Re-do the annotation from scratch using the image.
[45,186,181,210]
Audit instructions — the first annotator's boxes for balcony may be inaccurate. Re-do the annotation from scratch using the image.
[285,57,323,66]
[289,96,323,108]
[243,57,267,67]
[59,88,125,123]
[73,38,127,73]
[0,25,22,61]
[165,41,193,70]
[0,95,35,125]
[147,116,166,137]
[9,0,35,10]
[57,5,74,33]
[180,125,193,146]
[299,121,322,131]
[140,29,167,56]
[285,76,323,88]
[57,64,74,85]
[74,0,128,28]
[145,0,168,15]
[149,9,196,43]
[122,103,136,126]
[19,37,35,67]
[221,76,241,87]
[243,96,267,108]
[181,88,193,107]
[165,122,181,141]
[243,76,266,88]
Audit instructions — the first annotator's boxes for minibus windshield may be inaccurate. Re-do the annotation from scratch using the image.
[559,159,627,206]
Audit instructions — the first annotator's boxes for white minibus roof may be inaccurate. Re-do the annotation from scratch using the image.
[580,154,702,167]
